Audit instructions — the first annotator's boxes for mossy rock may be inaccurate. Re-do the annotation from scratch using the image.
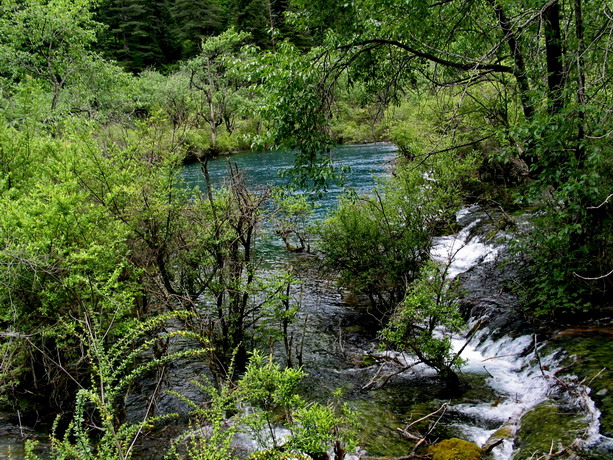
[428,438,483,460]
[482,422,517,452]
[549,329,613,437]
[513,401,586,459]
[356,353,377,367]
[344,325,365,334]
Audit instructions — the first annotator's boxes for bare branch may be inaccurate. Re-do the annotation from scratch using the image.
[587,193,612,209]
[573,269,613,280]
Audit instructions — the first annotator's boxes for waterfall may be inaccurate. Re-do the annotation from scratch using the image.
[430,205,611,459]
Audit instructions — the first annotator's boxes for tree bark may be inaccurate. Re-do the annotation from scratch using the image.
[543,1,565,114]
[574,0,586,165]
[488,0,534,123]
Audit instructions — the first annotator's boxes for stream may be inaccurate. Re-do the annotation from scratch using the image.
[2,143,611,459]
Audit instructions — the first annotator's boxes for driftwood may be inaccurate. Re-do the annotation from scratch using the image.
[360,358,420,392]
[394,402,450,458]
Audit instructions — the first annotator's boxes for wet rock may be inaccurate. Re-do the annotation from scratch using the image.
[513,401,586,458]
[428,438,483,460]
[548,330,613,438]
[482,414,520,455]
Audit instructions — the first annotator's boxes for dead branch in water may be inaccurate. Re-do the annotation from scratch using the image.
[360,354,420,392]
[393,402,449,457]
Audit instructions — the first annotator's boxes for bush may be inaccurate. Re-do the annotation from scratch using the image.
[381,262,466,387]
[510,107,612,317]
[317,149,478,315]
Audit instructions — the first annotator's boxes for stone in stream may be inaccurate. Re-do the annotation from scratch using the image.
[428,438,483,460]
[481,413,521,454]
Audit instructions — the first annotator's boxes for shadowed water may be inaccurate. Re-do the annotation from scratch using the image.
[3,144,610,458]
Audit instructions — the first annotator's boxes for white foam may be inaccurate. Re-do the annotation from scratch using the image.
[431,210,498,279]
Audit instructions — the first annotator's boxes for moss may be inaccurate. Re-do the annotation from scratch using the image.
[514,401,586,459]
[482,423,517,453]
[344,325,365,334]
[428,438,483,460]
[490,424,515,440]
[357,354,377,367]
[549,329,613,437]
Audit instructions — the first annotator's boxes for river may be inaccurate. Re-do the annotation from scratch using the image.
[182,144,612,459]
[2,143,611,459]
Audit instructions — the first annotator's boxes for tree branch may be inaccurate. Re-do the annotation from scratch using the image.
[339,39,514,73]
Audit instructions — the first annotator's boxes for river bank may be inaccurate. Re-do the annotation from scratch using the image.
[1,145,610,460]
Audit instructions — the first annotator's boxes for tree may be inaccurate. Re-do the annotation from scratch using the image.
[270,189,315,253]
[0,123,140,411]
[381,262,466,391]
[96,0,175,72]
[168,0,226,59]
[264,0,612,314]
[317,150,477,316]
[0,0,101,110]
[238,351,356,458]
[186,28,251,151]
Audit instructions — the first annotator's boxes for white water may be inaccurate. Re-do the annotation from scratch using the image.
[431,205,499,279]
[450,333,559,459]
[430,206,604,459]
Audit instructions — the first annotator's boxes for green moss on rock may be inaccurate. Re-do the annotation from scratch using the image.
[514,401,586,458]
[549,330,613,437]
[428,438,483,460]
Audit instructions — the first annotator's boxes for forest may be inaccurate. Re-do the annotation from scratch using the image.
[0,0,611,459]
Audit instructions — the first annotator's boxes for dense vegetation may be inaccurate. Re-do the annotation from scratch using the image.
[0,0,610,458]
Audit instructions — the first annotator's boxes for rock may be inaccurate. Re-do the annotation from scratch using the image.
[482,414,520,453]
[428,438,483,460]
[513,401,586,458]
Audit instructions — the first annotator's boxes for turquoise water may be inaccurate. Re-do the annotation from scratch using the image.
[180,143,398,221]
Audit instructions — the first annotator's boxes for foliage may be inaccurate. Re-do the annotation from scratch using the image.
[510,103,612,316]
[95,0,175,72]
[94,0,305,70]
[25,311,208,460]
[164,351,356,459]
[385,87,501,162]
[0,0,102,110]
[166,375,239,460]
[279,0,612,316]
[168,0,226,59]
[63,59,137,122]
[249,41,339,192]
[317,150,478,315]
[184,28,252,152]
[239,351,357,458]
[270,189,315,253]
[0,76,53,129]
[0,123,141,408]
[381,262,466,385]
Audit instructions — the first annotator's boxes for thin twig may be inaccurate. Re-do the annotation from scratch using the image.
[482,353,520,362]
[573,269,613,280]
[587,193,612,209]
[125,366,168,458]
[400,402,449,433]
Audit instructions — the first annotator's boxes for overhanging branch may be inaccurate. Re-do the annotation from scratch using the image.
[339,39,514,74]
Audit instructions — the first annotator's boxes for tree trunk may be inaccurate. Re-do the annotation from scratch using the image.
[441,368,465,396]
[574,0,586,165]
[51,85,60,111]
[206,57,218,150]
[489,0,534,123]
[543,1,565,115]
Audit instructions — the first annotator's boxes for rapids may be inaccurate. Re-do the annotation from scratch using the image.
[2,144,610,459]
